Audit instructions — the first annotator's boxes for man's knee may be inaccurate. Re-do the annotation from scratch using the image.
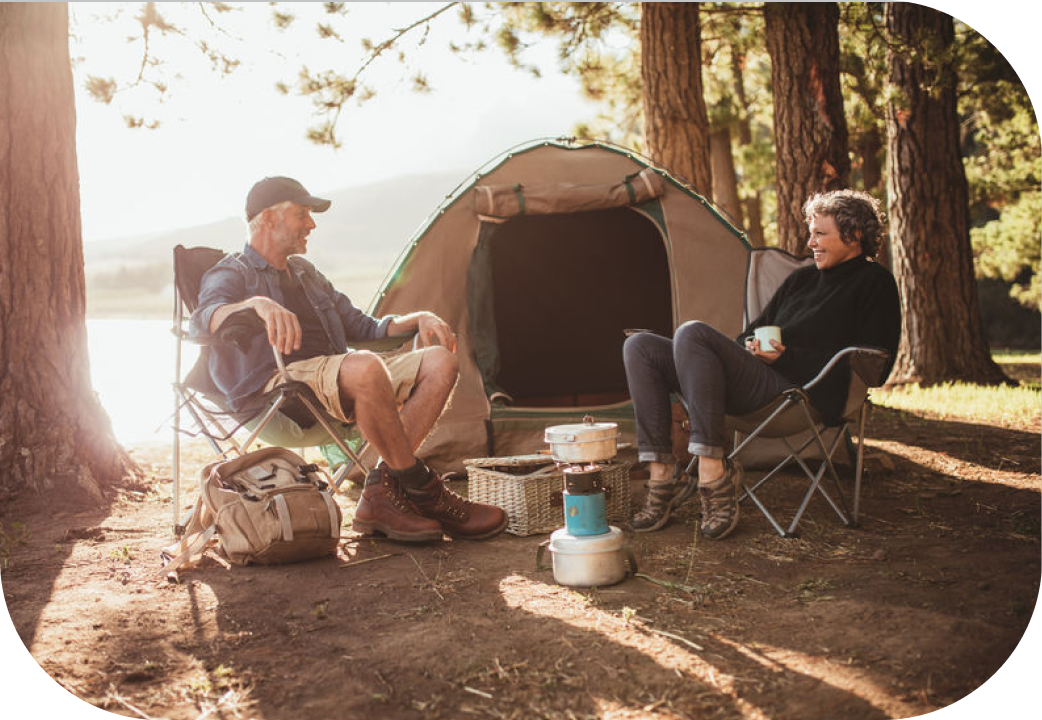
[418,346,459,385]
[338,351,391,396]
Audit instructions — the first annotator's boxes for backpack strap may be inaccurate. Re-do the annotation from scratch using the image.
[322,492,341,539]
[270,491,341,541]
[158,492,216,575]
[160,524,217,575]
[272,494,295,541]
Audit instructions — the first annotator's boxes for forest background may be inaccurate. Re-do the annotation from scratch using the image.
[78,1,1040,358]
[1,0,1039,578]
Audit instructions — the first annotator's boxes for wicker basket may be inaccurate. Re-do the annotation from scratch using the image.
[465,454,632,536]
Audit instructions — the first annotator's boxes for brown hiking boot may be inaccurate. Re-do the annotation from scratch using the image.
[404,474,508,540]
[352,473,444,542]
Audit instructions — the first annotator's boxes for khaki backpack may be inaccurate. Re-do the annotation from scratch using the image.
[161,446,342,573]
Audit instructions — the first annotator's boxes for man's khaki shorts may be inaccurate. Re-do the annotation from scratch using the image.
[263,347,426,424]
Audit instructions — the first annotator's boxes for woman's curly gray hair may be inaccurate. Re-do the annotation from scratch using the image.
[803,189,885,258]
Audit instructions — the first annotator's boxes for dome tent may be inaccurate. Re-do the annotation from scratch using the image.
[361,139,752,474]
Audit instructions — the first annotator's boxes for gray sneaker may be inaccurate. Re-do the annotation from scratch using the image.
[698,460,743,540]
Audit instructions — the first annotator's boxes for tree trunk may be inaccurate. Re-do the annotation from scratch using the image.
[640,2,712,196]
[764,2,851,255]
[729,47,765,246]
[0,3,136,503]
[710,127,743,228]
[884,3,1006,385]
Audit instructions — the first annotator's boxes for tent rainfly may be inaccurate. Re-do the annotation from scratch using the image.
[367,139,753,474]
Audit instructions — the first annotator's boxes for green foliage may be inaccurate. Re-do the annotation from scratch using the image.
[957,25,1041,310]
[971,191,1041,309]
[73,2,1037,296]
[487,3,643,146]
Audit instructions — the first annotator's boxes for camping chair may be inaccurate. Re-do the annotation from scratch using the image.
[685,247,890,538]
[170,245,383,535]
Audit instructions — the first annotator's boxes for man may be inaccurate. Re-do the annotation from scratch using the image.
[623,189,901,539]
[190,176,507,542]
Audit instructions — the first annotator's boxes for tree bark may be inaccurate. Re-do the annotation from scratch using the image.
[640,2,712,196]
[0,3,137,503]
[764,2,851,254]
[884,3,1006,385]
[729,46,765,246]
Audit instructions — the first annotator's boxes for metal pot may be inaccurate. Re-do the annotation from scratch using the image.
[544,416,619,463]
[540,526,634,587]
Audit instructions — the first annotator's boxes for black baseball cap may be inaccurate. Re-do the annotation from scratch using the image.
[245,176,331,221]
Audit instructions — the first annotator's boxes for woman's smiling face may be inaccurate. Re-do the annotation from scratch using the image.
[807,213,863,270]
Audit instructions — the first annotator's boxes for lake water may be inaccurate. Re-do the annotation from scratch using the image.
[87,318,199,445]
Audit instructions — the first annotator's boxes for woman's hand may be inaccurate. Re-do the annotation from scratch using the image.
[745,336,785,364]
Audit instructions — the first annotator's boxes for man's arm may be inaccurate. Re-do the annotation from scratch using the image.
[209,296,302,356]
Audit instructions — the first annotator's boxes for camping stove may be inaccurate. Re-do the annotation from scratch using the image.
[561,463,610,536]
[544,416,620,536]
[540,417,633,587]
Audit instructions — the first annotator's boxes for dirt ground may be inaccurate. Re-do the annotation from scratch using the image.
[2,368,1040,720]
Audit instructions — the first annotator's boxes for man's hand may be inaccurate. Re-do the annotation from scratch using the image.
[391,311,456,353]
[248,296,302,355]
[210,296,300,356]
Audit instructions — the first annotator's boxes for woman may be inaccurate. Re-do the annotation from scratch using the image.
[623,189,901,538]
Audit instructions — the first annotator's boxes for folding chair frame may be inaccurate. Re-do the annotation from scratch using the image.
[683,346,887,538]
[170,246,372,536]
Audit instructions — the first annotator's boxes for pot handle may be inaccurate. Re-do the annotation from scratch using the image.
[623,544,639,576]
[535,540,552,572]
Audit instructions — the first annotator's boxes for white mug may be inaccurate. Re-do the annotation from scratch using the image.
[754,325,782,352]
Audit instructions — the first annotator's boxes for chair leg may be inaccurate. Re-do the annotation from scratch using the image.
[789,428,853,528]
[173,388,182,537]
[852,403,869,525]
[736,402,857,538]
[743,479,792,537]
[290,392,372,485]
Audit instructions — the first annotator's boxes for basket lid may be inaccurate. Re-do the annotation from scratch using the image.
[462,454,552,468]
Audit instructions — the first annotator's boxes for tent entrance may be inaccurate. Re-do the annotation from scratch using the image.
[471,206,673,408]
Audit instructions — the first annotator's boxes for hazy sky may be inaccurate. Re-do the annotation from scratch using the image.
[71,2,602,241]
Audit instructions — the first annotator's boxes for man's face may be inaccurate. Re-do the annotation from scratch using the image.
[271,203,316,257]
[807,214,862,270]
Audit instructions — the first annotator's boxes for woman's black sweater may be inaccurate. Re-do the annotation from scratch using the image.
[738,255,902,424]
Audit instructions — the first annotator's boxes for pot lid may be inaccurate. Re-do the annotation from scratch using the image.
[544,422,618,443]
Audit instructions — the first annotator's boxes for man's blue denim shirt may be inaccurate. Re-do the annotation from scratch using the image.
[189,244,395,411]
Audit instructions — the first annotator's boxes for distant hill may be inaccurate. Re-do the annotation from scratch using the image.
[85,170,470,317]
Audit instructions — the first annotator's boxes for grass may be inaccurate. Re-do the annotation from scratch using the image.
[873,350,1040,428]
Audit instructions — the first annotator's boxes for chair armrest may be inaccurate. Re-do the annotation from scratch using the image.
[217,309,267,351]
[801,347,890,391]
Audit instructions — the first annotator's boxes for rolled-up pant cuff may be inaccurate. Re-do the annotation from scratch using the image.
[638,449,677,464]
[689,442,725,459]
